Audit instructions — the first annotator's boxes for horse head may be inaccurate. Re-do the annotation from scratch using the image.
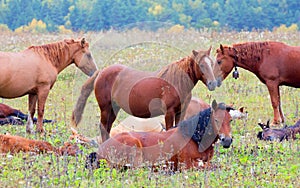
[257,120,287,141]
[215,44,239,85]
[66,38,98,76]
[211,100,233,148]
[192,47,217,91]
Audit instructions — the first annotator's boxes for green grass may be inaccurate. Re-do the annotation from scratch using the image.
[0,30,299,187]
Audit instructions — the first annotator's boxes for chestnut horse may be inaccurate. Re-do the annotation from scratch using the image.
[215,41,300,125]
[72,47,219,142]
[0,133,80,156]
[86,100,232,171]
[0,38,97,133]
[0,103,52,125]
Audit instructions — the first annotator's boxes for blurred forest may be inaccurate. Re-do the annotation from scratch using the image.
[0,0,299,32]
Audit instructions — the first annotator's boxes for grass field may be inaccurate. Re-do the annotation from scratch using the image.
[0,29,299,187]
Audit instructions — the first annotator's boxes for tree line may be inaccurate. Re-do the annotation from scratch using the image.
[0,0,299,32]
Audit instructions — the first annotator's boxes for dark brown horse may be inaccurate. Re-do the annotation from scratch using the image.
[0,103,53,125]
[257,119,300,141]
[0,38,97,133]
[86,100,233,171]
[72,47,219,142]
[215,41,300,125]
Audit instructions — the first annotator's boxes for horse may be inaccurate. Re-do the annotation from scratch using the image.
[0,103,53,125]
[257,119,300,141]
[0,38,98,133]
[0,133,81,156]
[72,47,220,142]
[215,41,300,125]
[86,100,233,171]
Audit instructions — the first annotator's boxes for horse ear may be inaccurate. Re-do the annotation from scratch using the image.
[211,99,218,111]
[81,38,86,47]
[258,122,265,129]
[239,107,244,113]
[206,46,212,55]
[192,50,198,57]
[266,119,270,128]
[220,44,224,54]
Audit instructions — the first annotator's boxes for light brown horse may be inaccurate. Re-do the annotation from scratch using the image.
[86,100,233,171]
[0,38,97,133]
[215,41,300,125]
[72,47,219,142]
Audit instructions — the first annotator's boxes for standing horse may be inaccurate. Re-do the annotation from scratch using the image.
[215,41,300,125]
[72,47,219,142]
[0,38,97,133]
[86,100,233,171]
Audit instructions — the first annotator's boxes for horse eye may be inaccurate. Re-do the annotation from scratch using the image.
[217,60,222,65]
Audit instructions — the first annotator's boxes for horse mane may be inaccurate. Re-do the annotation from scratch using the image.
[156,56,196,99]
[28,40,73,68]
[233,41,270,65]
[178,108,212,144]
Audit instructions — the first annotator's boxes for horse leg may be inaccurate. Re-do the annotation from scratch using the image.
[266,82,282,125]
[36,87,50,133]
[26,94,37,133]
[165,110,175,130]
[100,106,120,142]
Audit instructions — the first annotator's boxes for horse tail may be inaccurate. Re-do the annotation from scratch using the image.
[71,70,100,126]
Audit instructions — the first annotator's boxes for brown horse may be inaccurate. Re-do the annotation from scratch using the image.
[215,41,300,125]
[86,100,232,171]
[72,47,219,142]
[0,133,80,156]
[0,38,97,133]
[0,103,53,125]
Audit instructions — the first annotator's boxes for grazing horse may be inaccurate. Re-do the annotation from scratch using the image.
[72,47,219,142]
[0,133,80,156]
[86,100,233,171]
[0,103,53,125]
[0,38,97,133]
[215,41,300,125]
[257,120,300,141]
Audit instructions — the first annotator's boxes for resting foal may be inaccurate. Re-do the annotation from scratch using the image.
[0,134,80,156]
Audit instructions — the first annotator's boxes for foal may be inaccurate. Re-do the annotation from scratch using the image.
[86,100,233,171]
[257,120,300,141]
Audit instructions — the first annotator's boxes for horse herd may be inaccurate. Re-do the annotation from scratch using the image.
[0,38,299,171]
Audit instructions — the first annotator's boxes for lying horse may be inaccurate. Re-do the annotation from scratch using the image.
[86,100,233,171]
[0,38,97,133]
[257,119,300,141]
[0,103,53,125]
[0,134,80,156]
[72,47,220,142]
[215,42,300,125]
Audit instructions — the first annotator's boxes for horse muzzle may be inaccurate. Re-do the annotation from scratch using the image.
[220,136,232,148]
[207,80,217,91]
[216,76,223,87]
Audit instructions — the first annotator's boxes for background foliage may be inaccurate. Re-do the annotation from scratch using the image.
[0,0,299,32]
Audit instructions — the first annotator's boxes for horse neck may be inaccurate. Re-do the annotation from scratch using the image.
[29,41,75,73]
[234,42,267,73]
[178,108,212,142]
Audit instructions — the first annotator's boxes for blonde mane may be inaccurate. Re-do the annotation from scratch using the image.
[28,40,75,68]
[156,56,196,100]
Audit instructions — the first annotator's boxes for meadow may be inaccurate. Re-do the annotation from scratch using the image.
[0,29,299,187]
